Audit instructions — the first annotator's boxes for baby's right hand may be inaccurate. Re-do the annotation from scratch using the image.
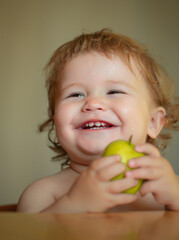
[66,155,138,213]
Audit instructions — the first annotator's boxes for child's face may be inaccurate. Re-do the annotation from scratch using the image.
[54,52,156,164]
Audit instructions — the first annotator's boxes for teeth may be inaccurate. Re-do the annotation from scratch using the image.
[95,122,101,127]
[85,121,106,128]
[89,122,94,127]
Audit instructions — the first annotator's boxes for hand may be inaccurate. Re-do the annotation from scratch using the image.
[66,155,138,213]
[126,143,179,210]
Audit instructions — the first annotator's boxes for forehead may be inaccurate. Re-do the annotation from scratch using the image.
[60,52,138,79]
[56,52,153,105]
[59,52,147,89]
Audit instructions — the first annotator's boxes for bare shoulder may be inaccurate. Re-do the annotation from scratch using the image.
[17,167,78,212]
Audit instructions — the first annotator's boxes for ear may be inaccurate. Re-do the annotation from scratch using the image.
[147,107,166,139]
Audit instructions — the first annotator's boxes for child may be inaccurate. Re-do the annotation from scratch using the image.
[17,29,179,213]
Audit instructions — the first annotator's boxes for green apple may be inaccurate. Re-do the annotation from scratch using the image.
[102,136,145,194]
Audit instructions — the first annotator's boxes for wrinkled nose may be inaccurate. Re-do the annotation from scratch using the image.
[82,97,107,112]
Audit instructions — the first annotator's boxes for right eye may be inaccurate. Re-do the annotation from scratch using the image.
[67,92,85,98]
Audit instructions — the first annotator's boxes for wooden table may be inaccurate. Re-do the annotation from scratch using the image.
[0,211,179,240]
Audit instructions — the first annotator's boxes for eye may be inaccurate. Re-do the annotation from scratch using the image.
[107,90,125,95]
[67,92,85,98]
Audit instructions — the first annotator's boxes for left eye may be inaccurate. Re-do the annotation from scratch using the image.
[107,90,125,95]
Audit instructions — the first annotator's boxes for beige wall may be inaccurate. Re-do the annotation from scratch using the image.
[0,0,179,205]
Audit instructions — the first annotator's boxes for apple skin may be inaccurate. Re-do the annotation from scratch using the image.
[102,138,145,194]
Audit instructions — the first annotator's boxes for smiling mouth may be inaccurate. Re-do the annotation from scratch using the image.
[78,121,115,130]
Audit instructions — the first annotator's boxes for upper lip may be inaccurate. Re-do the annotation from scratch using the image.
[76,120,118,129]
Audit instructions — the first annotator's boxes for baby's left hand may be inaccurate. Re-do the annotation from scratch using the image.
[126,143,179,211]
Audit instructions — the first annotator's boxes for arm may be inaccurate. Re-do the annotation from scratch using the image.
[17,155,138,213]
[52,155,138,213]
[125,143,179,211]
[17,178,57,213]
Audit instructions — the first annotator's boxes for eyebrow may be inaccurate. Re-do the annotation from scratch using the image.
[60,82,86,92]
[60,79,133,93]
[105,80,123,84]
[104,79,132,88]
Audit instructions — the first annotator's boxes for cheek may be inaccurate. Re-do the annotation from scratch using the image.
[54,103,77,135]
[114,99,150,125]
[54,105,69,135]
[113,99,134,119]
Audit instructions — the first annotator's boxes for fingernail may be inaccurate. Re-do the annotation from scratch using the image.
[114,155,120,161]
[129,159,135,167]
[125,171,132,178]
[135,146,142,151]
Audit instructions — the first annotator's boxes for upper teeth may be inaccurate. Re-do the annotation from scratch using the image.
[86,122,105,127]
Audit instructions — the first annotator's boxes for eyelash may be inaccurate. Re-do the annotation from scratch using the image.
[67,92,85,98]
[66,89,125,99]
[107,90,125,95]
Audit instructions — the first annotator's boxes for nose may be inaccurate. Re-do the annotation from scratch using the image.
[82,97,107,112]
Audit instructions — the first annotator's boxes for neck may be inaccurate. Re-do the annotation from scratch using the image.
[70,161,89,174]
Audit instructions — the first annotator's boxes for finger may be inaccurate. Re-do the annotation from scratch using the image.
[110,193,137,206]
[96,162,126,181]
[125,166,162,180]
[128,156,162,169]
[139,180,158,196]
[108,178,139,194]
[90,155,120,171]
[135,143,161,157]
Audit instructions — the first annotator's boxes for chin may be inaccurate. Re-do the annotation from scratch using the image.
[79,145,104,156]
[68,150,101,166]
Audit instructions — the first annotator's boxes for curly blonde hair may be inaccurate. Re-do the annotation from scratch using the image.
[39,29,179,165]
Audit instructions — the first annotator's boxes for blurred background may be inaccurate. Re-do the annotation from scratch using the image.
[0,0,179,205]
